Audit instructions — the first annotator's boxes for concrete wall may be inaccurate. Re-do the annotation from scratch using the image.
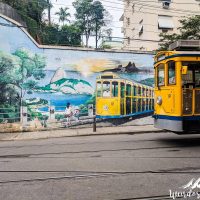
[0,2,26,27]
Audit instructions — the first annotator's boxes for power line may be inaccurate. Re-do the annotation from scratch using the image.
[0,22,160,43]
[8,0,199,17]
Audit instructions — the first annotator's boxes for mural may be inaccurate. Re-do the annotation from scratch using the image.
[0,15,154,125]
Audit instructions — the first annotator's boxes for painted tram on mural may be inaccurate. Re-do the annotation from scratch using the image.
[96,72,154,118]
[154,40,200,133]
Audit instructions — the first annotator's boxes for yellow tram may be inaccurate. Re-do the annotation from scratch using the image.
[154,40,200,133]
[96,72,154,118]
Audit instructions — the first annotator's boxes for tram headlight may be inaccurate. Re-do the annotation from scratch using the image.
[156,96,162,105]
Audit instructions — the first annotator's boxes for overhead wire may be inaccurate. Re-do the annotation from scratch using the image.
[0,22,161,43]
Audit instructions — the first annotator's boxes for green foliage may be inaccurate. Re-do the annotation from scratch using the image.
[73,0,110,47]
[159,15,200,50]
[100,44,112,49]
[55,7,71,26]
[40,24,82,46]
[2,0,83,46]
[55,114,65,121]
[28,107,48,121]
[13,49,46,91]
[2,0,50,39]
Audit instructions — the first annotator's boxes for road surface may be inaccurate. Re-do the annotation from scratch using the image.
[0,132,200,200]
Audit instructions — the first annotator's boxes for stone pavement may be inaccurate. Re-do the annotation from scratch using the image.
[0,124,164,141]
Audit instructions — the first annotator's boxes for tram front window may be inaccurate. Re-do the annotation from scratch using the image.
[158,64,165,86]
[168,61,176,85]
[103,81,111,97]
[182,61,200,88]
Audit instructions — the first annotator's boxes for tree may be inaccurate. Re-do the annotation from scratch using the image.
[91,1,105,48]
[159,15,200,50]
[55,7,71,26]
[73,0,111,48]
[59,25,82,46]
[73,0,94,47]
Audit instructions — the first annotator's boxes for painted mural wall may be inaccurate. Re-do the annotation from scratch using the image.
[0,15,154,122]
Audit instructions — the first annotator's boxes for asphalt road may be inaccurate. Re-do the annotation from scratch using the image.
[0,132,200,200]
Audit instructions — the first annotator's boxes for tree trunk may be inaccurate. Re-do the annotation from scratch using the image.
[95,24,98,49]
[47,0,51,25]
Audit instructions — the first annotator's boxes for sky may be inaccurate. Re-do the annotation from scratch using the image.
[45,0,124,47]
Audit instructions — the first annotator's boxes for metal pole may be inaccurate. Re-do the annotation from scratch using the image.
[93,105,96,132]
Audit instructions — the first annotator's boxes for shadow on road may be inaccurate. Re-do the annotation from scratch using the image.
[157,136,200,148]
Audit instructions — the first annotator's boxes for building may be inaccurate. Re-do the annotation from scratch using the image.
[120,0,200,51]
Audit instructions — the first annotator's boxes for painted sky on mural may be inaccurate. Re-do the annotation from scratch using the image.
[0,16,154,75]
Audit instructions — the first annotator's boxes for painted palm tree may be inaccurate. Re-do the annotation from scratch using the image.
[55,7,71,26]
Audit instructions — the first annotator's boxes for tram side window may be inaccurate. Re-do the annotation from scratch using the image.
[120,83,125,98]
[103,81,111,97]
[126,84,131,96]
[138,87,141,96]
[168,61,176,85]
[97,82,101,97]
[195,69,200,87]
[157,64,165,86]
[133,86,137,96]
[112,82,118,97]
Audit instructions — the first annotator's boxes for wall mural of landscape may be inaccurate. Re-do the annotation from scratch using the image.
[0,15,154,122]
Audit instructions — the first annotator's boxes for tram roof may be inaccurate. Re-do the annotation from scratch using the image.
[154,51,200,64]
[97,72,153,89]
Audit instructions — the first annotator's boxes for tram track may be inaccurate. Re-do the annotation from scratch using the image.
[0,145,190,159]
[115,195,172,200]
[0,169,200,185]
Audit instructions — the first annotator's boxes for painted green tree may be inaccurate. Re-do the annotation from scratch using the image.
[0,49,46,106]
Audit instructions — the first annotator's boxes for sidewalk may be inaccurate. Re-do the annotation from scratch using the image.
[0,125,164,141]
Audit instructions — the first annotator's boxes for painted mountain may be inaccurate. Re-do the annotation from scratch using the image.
[35,67,94,95]
[103,62,140,73]
[36,78,94,95]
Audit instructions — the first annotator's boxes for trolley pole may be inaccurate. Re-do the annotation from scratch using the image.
[93,105,96,132]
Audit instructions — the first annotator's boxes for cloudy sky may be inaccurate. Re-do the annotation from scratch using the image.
[46,0,124,47]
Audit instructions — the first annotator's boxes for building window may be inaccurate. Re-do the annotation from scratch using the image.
[128,37,130,44]
[139,25,143,36]
[127,18,130,26]
[139,19,143,24]
[132,4,135,12]
[158,15,174,30]
[126,0,130,6]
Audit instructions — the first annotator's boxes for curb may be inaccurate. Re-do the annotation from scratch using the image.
[0,128,166,142]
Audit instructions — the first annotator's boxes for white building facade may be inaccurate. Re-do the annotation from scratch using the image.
[120,0,200,51]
